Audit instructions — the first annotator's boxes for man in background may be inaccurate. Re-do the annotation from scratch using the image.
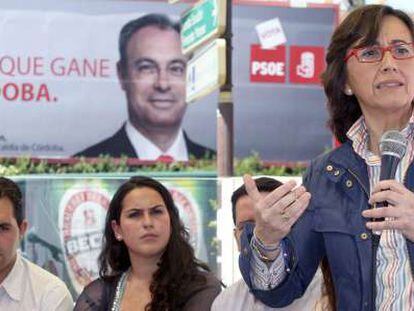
[75,14,214,161]
[0,177,73,310]
[212,177,324,310]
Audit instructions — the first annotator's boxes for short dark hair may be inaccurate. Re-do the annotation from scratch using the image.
[118,13,181,75]
[322,5,414,142]
[0,177,24,226]
[231,177,282,225]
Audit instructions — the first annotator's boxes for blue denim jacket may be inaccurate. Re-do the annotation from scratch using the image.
[239,140,414,311]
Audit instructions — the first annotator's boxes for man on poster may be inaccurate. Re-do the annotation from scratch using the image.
[75,14,215,161]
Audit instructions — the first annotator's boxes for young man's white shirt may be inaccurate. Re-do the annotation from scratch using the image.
[0,252,73,310]
[211,268,323,311]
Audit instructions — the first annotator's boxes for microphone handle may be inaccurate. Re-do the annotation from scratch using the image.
[379,154,400,180]
[373,201,387,222]
[372,155,399,223]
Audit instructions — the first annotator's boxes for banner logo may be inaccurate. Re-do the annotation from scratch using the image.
[59,184,110,294]
[250,44,286,83]
[289,46,325,84]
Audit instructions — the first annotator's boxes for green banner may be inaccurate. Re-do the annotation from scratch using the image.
[181,0,223,53]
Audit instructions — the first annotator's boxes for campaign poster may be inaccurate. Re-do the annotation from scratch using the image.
[0,1,336,162]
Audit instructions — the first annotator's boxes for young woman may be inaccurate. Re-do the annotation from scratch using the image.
[74,176,221,311]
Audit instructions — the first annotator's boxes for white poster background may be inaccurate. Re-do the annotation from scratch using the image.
[0,8,216,158]
[0,10,133,157]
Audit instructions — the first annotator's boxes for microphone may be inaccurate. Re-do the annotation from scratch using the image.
[370,131,407,311]
[374,130,408,223]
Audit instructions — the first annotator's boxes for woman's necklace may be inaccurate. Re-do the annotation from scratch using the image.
[111,269,130,311]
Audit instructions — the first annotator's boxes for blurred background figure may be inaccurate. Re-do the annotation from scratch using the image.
[74,176,220,311]
[212,177,324,311]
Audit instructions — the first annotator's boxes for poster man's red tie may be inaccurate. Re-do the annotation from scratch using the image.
[156,155,174,162]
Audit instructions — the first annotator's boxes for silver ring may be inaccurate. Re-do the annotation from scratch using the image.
[281,212,290,222]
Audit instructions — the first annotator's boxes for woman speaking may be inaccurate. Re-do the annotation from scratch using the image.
[240,5,414,310]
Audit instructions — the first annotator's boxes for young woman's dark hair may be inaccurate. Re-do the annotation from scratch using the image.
[320,257,336,310]
[99,176,211,311]
[322,5,414,143]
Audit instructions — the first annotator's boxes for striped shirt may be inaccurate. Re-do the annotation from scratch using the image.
[347,115,414,310]
[250,235,288,289]
[250,115,414,309]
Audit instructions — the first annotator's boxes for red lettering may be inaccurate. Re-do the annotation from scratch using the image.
[16,57,31,75]
[67,58,81,76]
[0,56,44,77]
[0,83,53,102]
[50,57,112,77]
[36,84,50,101]
[100,59,110,78]
[83,59,97,77]
[0,56,16,76]
[33,57,44,76]
[3,83,19,100]
[22,83,34,101]
[50,57,65,76]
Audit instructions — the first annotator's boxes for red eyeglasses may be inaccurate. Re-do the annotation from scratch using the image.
[344,42,414,63]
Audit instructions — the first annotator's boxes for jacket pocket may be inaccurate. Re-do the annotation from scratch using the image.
[312,207,359,283]
[312,200,356,235]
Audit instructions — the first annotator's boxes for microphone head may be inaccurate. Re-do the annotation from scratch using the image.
[379,130,408,159]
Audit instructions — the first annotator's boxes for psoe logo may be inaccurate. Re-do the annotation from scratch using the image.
[250,44,286,83]
[58,184,110,294]
[289,46,325,84]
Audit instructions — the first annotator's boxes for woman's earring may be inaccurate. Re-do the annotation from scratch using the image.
[115,234,122,241]
[345,88,353,96]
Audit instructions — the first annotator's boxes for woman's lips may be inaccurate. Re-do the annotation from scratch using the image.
[140,233,158,240]
[375,80,404,89]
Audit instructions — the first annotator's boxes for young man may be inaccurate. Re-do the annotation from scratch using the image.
[0,177,73,310]
[75,14,214,160]
[212,177,324,310]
